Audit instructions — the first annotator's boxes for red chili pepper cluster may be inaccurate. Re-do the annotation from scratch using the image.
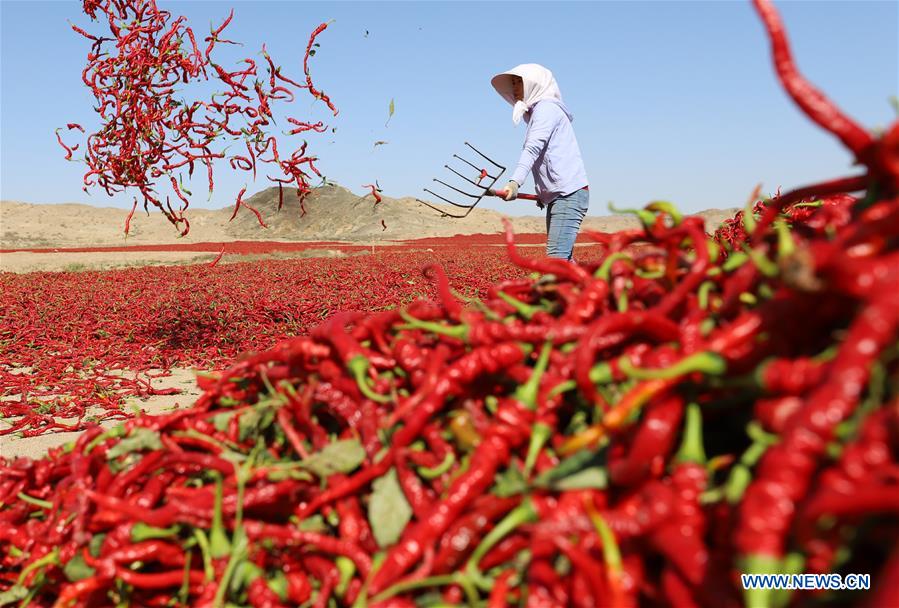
[0,250,533,437]
[58,0,337,234]
[4,0,898,605]
[3,169,896,604]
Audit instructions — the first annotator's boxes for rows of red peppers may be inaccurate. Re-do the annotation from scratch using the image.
[58,0,337,235]
[3,0,898,605]
[0,249,535,437]
[2,180,895,605]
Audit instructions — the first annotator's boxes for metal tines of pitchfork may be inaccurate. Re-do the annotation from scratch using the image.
[415,142,537,218]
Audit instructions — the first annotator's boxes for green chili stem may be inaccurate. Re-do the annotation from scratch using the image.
[212,444,258,608]
[85,425,126,453]
[17,548,59,585]
[335,556,355,597]
[608,201,656,228]
[722,251,749,272]
[369,573,476,606]
[707,239,721,263]
[210,473,230,559]
[774,220,796,259]
[724,437,771,504]
[746,422,779,446]
[742,196,759,233]
[619,351,726,381]
[771,553,805,608]
[635,267,666,279]
[588,510,623,574]
[740,553,783,608]
[16,493,52,510]
[466,499,537,591]
[596,252,632,281]
[698,281,716,311]
[741,243,779,278]
[416,453,455,480]
[548,379,577,398]
[398,309,468,341]
[131,523,180,542]
[347,355,391,404]
[675,403,707,465]
[178,551,193,606]
[496,291,541,320]
[616,288,629,313]
[524,422,552,478]
[514,341,553,410]
[646,200,683,226]
[192,529,215,581]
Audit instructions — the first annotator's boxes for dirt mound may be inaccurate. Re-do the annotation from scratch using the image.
[1,185,738,249]
[224,184,548,241]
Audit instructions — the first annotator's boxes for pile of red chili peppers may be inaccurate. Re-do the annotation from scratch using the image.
[58,0,337,235]
[0,250,528,437]
[5,0,898,605]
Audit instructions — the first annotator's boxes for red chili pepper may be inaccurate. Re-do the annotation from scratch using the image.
[123,198,138,236]
[609,394,684,486]
[363,183,383,204]
[209,243,226,267]
[487,570,515,607]
[369,433,513,593]
[303,22,338,116]
[752,0,874,157]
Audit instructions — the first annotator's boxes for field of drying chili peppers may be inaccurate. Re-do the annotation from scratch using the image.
[2,0,899,606]
[0,247,544,437]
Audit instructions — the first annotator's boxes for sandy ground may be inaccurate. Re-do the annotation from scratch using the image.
[1,251,220,273]
[0,248,355,273]
[0,368,205,460]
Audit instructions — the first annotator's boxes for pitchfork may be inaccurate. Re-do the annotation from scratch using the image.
[415,142,539,218]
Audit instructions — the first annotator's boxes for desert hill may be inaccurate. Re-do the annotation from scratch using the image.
[1,185,738,249]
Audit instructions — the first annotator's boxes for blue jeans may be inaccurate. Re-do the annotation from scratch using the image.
[545,188,589,260]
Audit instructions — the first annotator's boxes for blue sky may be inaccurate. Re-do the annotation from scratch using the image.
[1,1,896,217]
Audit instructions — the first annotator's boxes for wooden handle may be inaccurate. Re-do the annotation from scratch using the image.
[488,189,540,201]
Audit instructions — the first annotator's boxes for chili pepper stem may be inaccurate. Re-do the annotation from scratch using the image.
[619,352,726,381]
[774,220,797,260]
[608,201,657,228]
[212,443,259,607]
[584,496,626,606]
[770,553,805,608]
[336,556,356,597]
[524,422,552,478]
[496,291,541,320]
[675,402,707,465]
[514,341,552,409]
[740,553,783,608]
[192,528,215,581]
[18,548,59,586]
[417,453,455,479]
[347,354,391,404]
[369,573,478,605]
[465,499,537,590]
[398,309,468,341]
[596,252,632,280]
[131,523,180,542]
[210,473,230,558]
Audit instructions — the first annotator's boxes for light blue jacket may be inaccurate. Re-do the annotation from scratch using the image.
[510,99,589,205]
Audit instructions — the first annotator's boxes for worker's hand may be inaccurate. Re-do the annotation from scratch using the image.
[503,180,519,201]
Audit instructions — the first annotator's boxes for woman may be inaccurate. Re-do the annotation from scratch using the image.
[491,64,589,261]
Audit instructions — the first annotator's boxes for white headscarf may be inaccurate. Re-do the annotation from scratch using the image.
[491,63,563,125]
